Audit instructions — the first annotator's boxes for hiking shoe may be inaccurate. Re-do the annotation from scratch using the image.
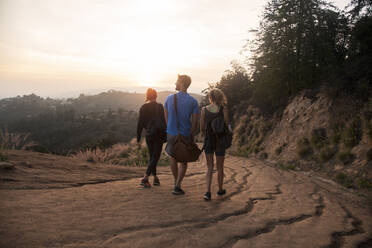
[204,192,211,201]
[140,178,151,188]
[217,189,226,196]
[172,186,185,195]
[153,177,160,186]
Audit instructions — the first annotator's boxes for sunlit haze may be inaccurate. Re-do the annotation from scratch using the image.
[0,0,349,98]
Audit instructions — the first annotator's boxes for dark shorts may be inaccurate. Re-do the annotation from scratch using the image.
[204,138,226,157]
[165,134,192,158]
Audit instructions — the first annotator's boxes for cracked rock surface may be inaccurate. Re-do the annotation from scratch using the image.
[0,151,371,248]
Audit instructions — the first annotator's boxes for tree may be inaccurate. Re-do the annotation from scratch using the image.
[202,63,252,115]
[337,0,372,99]
[247,0,348,112]
[349,0,372,18]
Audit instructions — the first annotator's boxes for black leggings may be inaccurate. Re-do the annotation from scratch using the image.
[145,136,163,176]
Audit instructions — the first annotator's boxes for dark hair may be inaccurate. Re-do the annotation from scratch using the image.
[208,88,227,107]
[146,88,157,102]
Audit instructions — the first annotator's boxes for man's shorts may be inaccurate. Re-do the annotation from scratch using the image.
[165,134,192,158]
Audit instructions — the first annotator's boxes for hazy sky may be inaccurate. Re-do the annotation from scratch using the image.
[0,0,350,98]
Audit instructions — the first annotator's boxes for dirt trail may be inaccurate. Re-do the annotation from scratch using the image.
[0,154,371,248]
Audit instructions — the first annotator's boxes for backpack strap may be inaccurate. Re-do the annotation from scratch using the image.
[173,94,180,134]
[218,106,224,118]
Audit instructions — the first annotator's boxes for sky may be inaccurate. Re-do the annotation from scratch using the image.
[0,0,350,98]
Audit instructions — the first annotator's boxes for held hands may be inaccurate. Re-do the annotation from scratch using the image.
[228,124,233,133]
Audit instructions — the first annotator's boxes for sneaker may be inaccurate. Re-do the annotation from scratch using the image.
[153,177,160,186]
[204,192,211,201]
[172,186,185,195]
[217,189,226,196]
[140,178,151,188]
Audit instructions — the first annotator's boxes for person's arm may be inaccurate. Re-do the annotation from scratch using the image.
[137,106,145,143]
[191,112,199,137]
[223,107,232,132]
[164,109,168,125]
[200,107,205,137]
[159,104,166,124]
[191,99,200,137]
[164,97,169,125]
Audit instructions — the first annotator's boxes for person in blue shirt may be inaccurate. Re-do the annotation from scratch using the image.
[164,74,200,195]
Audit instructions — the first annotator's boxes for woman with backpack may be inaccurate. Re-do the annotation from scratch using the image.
[200,88,232,201]
[137,88,166,188]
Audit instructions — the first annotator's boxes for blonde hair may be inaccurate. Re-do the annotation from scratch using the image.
[208,88,227,107]
[145,88,157,102]
[177,74,192,89]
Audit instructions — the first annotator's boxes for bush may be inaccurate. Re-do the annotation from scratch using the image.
[259,152,268,159]
[331,123,344,145]
[311,128,328,150]
[236,147,251,158]
[157,152,171,166]
[297,138,312,158]
[367,148,372,161]
[331,134,342,145]
[275,146,283,155]
[357,177,372,189]
[342,117,362,148]
[366,121,372,141]
[320,147,336,162]
[277,162,296,170]
[335,173,353,188]
[253,146,263,154]
[0,148,7,162]
[338,150,355,164]
[0,128,37,150]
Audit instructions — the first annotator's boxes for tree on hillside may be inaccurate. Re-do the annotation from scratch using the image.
[334,0,372,99]
[349,0,372,18]
[203,0,371,117]
[248,0,348,112]
[202,63,252,117]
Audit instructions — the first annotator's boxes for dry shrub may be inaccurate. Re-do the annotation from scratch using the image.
[0,146,8,161]
[297,138,313,158]
[342,117,362,148]
[71,143,130,164]
[0,128,37,150]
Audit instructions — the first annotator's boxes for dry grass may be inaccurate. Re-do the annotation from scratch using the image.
[71,143,131,164]
[0,128,37,150]
[71,141,170,167]
[0,146,8,161]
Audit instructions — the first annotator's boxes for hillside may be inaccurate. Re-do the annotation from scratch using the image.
[0,90,203,124]
[1,149,371,247]
[232,90,372,190]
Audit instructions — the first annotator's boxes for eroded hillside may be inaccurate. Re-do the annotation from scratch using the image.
[233,90,372,190]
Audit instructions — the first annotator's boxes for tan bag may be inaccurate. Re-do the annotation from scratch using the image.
[172,94,202,163]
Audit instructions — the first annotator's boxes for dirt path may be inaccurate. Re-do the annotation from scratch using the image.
[0,155,371,248]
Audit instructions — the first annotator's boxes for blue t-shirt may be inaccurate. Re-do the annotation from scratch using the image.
[164,92,200,136]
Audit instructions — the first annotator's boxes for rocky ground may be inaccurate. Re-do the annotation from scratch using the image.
[0,150,371,248]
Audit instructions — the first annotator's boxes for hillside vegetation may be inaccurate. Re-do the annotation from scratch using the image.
[205,0,372,189]
[0,91,201,155]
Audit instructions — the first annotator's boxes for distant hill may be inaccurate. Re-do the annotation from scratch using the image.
[0,90,203,124]
[0,90,203,155]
